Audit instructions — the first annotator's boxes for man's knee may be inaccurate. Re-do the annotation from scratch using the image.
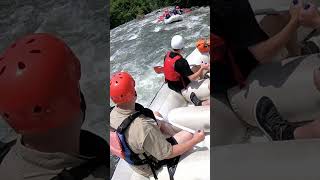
[173,131,193,144]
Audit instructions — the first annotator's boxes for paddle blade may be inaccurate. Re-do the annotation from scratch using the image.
[183,9,192,13]
[154,66,164,74]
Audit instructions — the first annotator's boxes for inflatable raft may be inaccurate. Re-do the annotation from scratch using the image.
[164,14,183,24]
[111,48,211,180]
[212,1,320,178]
[186,47,210,66]
[228,54,320,126]
[225,0,320,127]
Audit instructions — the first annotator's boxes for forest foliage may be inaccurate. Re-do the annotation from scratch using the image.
[111,0,210,29]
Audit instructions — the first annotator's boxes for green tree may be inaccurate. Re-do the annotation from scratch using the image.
[110,0,209,29]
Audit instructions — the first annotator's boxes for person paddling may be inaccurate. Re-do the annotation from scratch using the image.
[109,71,205,179]
[163,35,210,106]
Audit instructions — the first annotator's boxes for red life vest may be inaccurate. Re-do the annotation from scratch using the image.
[211,33,246,88]
[163,52,182,81]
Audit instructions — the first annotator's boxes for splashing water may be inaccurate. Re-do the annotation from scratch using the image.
[0,0,107,142]
[110,6,210,177]
[110,6,210,107]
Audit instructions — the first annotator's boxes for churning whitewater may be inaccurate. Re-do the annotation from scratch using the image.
[0,0,107,143]
[110,6,210,176]
[110,6,210,106]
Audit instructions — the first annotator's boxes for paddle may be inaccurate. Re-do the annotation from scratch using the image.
[157,15,164,23]
[155,115,196,134]
[154,66,164,74]
[153,64,199,74]
[254,8,285,15]
[254,7,320,16]
[182,8,192,14]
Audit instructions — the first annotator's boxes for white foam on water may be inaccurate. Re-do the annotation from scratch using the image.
[128,34,138,40]
[110,6,209,176]
[110,7,210,107]
[153,26,162,32]
[0,0,108,141]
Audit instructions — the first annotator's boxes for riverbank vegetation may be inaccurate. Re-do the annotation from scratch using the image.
[111,0,210,29]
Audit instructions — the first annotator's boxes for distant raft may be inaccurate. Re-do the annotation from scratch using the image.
[164,14,183,24]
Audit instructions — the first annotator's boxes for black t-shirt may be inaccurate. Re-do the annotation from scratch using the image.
[211,0,269,93]
[165,52,193,93]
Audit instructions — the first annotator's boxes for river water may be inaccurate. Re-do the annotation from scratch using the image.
[0,0,108,145]
[110,6,210,178]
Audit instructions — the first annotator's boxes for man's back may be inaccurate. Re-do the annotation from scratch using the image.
[0,131,108,180]
[110,106,173,177]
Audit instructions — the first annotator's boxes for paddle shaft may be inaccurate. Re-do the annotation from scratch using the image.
[254,7,320,16]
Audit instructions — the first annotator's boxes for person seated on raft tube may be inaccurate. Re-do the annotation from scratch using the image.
[172,6,183,15]
[190,38,210,79]
[164,35,210,106]
[0,33,108,179]
[110,71,205,178]
[254,3,320,141]
[164,9,171,19]
[211,0,320,94]
[176,6,183,15]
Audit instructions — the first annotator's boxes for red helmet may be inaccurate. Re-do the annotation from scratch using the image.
[0,33,81,134]
[110,72,136,104]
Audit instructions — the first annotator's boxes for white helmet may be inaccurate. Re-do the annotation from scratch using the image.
[171,35,185,50]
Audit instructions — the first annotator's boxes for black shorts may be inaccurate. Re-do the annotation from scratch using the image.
[155,137,180,170]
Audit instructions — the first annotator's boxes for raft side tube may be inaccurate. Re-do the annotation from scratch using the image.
[228,55,320,126]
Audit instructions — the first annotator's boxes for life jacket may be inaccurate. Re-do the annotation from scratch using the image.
[211,33,246,88]
[163,52,183,82]
[110,103,180,180]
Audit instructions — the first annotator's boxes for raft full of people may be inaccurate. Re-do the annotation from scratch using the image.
[158,6,188,24]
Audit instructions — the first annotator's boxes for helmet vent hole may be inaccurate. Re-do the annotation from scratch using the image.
[30,50,41,53]
[11,44,16,48]
[119,76,123,79]
[0,66,6,76]
[121,95,123,97]
[115,81,118,84]
[18,62,26,70]
[33,106,42,113]
[26,39,35,44]
[3,113,9,119]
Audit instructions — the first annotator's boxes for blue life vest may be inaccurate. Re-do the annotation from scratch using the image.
[110,103,179,180]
